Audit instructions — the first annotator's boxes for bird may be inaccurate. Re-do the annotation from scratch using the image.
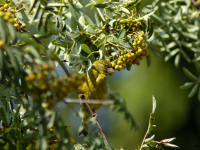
[78,59,114,136]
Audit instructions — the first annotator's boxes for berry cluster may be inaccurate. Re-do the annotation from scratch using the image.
[120,18,142,32]
[25,64,85,109]
[110,32,149,71]
[0,4,30,31]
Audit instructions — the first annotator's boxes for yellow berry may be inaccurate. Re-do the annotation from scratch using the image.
[138,48,143,53]
[111,62,116,68]
[139,55,144,60]
[139,37,144,41]
[132,42,137,46]
[0,7,4,11]
[14,18,18,22]
[137,40,142,45]
[122,57,126,62]
[0,40,5,49]
[135,38,139,42]
[117,60,123,65]
[8,18,15,24]
[131,53,136,60]
[0,11,4,17]
[141,43,146,48]
[4,4,9,9]
[132,46,137,51]
[14,23,19,28]
[121,51,125,55]
[25,74,36,83]
[140,32,145,37]
[142,51,146,56]
[122,64,126,69]
[115,65,120,70]
[30,11,34,15]
[21,23,26,28]
[10,9,15,13]
[3,15,9,21]
[4,9,7,12]
[136,61,140,66]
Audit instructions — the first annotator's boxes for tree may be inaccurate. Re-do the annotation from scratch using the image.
[0,0,178,149]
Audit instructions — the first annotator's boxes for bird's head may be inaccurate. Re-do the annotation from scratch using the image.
[93,60,114,76]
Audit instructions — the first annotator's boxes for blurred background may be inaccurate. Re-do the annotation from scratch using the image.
[55,0,200,149]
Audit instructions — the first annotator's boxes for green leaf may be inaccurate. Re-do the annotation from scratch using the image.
[158,34,170,52]
[180,82,195,90]
[164,48,179,62]
[81,44,91,53]
[79,15,85,27]
[188,83,199,98]
[37,9,44,31]
[182,32,198,40]
[95,4,108,8]
[146,54,151,67]
[7,23,17,44]
[12,105,21,127]
[198,87,200,101]
[174,54,181,68]
[28,46,41,59]
[94,12,100,26]
[164,143,179,148]
[194,62,200,75]
[118,29,126,39]
[119,40,132,48]
[147,18,153,39]
[0,49,3,71]
[84,15,94,24]
[183,68,198,81]
[52,38,73,47]
[180,49,190,63]
[151,14,165,25]
[121,7,130,14]
[0,18,7,42]
[152,96,156,113]
[144,134,155,143]
[161,137,176,143]
[0,107,9,126]
[5,46,19,73]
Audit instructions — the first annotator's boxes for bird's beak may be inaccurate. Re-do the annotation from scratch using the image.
[107,67,115,76]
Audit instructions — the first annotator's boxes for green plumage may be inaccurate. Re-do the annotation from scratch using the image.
[78,60,113,136]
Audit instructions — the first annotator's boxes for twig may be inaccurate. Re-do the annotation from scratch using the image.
[64,99,114,105]
[20,28,72,77]
[191,0,200,10]
[20,28,111,149]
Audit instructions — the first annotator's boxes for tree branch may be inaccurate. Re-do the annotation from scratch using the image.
[64,99,114,105]
[191,0,200,10]
[20,28,111,150]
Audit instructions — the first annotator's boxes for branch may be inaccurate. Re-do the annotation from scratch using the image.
[20,28,111,150]
[64,98,114,105]
[191,0,200,10]
[20,28,72,77]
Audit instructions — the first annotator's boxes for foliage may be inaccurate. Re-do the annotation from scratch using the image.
[138,96,179,150]
[149,0,200,100]
[0,0,179,150]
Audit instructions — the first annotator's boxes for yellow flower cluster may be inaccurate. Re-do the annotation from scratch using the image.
[0,4,27,31]
[110,32,149,71]
[25,64,85,109]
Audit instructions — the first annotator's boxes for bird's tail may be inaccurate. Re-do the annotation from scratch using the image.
[78,109,90,137]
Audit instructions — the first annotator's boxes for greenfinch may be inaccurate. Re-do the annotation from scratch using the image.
[78,59,114,136]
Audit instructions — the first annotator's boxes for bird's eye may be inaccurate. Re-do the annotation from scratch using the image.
[104,64,108,67]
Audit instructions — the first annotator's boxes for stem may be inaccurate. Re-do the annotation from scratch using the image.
[64,99,114,105]
[20,27,111,149]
